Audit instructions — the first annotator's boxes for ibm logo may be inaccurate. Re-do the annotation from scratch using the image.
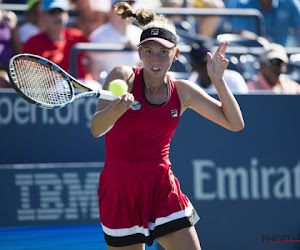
[15,171,100,221]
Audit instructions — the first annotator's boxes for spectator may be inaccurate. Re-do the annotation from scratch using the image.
[160,0,185,22]
[189,41,249,94]
[22,0,95,83]
[136,0,161,9]
[247,43,300,94]
[222,0,237,8]
[19,0,44,44]
[2,0,25,3]
[161,0,184,8]
[230,0,300,47]
[0,68,10,88]
[89,0,142,81]
[69,0,109,37]
[0,0,21,88]
[187,0,225,38]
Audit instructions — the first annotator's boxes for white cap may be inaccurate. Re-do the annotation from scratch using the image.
[260,43,288,63]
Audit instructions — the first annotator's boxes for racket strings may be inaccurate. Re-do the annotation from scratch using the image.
[10,58,73,105]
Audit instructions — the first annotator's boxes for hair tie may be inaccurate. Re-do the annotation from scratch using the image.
[132,13,136,18]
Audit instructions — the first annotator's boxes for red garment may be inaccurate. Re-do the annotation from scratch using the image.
[247,72,300,94]
[98,68,199,247]
[22,28,90,79]
[105,69,181,163]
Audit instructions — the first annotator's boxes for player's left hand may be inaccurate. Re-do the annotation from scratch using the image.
[206,42,230,82]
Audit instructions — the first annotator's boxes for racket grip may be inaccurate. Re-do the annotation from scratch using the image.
[99,90,118,101]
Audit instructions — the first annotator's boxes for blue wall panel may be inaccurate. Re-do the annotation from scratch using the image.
[0,90,299,250]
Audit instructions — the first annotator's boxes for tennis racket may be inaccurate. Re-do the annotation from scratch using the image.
[8,53,117,109]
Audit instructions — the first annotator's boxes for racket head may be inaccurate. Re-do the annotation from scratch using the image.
[8,54,76,109]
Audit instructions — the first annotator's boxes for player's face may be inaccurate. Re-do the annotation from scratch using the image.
[138,41,178,77]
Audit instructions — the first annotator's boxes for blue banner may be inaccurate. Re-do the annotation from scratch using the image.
[0,90,299,250]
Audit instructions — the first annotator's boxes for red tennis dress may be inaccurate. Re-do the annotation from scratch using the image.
[98,67,199,247]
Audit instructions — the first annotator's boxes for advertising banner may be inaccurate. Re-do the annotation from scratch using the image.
[0,90,299,250]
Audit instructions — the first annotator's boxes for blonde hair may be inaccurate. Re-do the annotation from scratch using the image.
[114,2,177,35]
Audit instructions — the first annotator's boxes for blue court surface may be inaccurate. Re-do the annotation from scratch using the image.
[0,225,157,250]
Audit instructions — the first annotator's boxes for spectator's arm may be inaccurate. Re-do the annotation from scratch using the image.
[7,10,21,54]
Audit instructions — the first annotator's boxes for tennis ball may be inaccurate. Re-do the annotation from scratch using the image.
[108,79,128,97]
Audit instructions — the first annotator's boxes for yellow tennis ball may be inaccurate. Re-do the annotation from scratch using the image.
[108,79,128,97]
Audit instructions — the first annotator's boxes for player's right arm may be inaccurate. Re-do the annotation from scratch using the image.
[90,65,134,137]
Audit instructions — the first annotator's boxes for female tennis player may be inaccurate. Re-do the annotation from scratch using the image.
[90,2,244,250]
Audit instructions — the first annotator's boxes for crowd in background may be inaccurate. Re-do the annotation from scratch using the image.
[0,0,300,93]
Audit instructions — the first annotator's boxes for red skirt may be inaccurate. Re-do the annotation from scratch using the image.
[98,160,199,247]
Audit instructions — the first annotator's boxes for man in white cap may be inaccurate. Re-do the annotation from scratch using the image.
[89,0,142,82]
[247,43,300,94]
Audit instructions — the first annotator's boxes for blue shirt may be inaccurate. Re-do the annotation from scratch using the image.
[231,0,300,46]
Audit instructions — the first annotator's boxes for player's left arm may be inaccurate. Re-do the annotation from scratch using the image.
[176,42,244,132]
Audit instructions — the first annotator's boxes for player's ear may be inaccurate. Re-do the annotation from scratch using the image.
[173,48,180,62]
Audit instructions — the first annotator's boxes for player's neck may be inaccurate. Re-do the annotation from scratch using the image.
[143,74,167,95]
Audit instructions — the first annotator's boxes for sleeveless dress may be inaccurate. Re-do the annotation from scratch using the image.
[98,67,199,247]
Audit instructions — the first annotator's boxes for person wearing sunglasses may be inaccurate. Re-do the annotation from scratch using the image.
[247,43,300,94]
[21,0,93,81]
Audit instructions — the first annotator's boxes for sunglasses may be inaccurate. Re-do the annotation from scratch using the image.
[47,8,66,15]
[267,59,287,67]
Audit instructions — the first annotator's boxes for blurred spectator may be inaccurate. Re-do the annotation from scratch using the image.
[247,43,300,94]
[0,68,10,88]
[22,0,95,84]
[222,0,237,8]
[160,0,185,22]
[186,0,225,38]
[189,41,249,94]
[19,0,44,44]
[230,0,300,47]
[161,0,184,8]
[2,0,25,2]
[89,0,142,82]
[0,0,21,88]
[69,0,109,38]
[160,0,195,36]
[136,0,161,9]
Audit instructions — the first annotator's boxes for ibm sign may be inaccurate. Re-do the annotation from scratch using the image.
[0,163,103,226]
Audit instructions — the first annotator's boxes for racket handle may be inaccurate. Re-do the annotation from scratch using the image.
[99,90,118,101]
[98,89,140,110]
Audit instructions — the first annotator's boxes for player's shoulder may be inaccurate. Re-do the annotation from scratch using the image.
[173,78,203,95]
[103,65,135,91]
[110,65,135,81]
